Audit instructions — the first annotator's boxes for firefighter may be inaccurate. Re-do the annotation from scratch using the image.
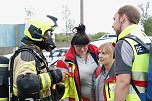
[56,24,99,101]
[12,15,68,101]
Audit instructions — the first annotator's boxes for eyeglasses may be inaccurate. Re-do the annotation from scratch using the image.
[75,44,88,50]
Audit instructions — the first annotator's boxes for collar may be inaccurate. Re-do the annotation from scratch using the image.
[118,24,139,40]
[22,43,42,53]
[113,24,139,44]
[65,44,98,61]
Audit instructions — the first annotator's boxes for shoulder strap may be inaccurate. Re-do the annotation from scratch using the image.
[123,35,150,52]
[10,47,49,73]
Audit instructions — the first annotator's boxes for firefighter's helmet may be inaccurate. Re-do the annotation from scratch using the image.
[23,15,57,51]
[24,15,57,41]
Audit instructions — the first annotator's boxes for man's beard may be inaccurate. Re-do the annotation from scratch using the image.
[116,24,122,36]
[116,29,121,35]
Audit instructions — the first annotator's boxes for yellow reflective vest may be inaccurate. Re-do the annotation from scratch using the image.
[113,24,151,101]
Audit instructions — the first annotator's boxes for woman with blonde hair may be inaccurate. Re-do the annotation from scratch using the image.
[91,42,115,101]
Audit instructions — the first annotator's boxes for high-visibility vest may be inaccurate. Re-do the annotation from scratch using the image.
[104,76,116,101]
[61,61,80,101]
[114,24,151,101]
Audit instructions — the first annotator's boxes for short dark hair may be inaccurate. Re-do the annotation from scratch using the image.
[118,5,141,24]
[71,24,91,45]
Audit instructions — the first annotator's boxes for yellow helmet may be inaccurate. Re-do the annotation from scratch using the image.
[24,15,57,41]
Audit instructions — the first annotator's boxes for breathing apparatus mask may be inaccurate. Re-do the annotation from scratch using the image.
[33,29,56,52]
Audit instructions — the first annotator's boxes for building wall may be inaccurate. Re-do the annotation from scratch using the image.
[0,24,25,47]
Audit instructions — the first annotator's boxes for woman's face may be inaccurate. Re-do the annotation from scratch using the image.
[98,49,113,66]
[74,44,89,56]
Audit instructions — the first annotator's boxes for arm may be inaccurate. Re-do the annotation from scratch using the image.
[14,51,63,96]
[16,67,63,96]
[114,40,134,101]
[114,74,131,101]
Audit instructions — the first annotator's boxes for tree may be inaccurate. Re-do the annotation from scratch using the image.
[24,7,34,20]
[62,5,75,35]
[138,2,150,25]
[143,17,152,36]
[138,2,152,35]
[89,32,106,40]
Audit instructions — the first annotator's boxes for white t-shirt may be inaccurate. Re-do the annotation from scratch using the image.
[76,53,98,98]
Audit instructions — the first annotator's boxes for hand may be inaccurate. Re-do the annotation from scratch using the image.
[52,84,56,90]
[61,71,71,82]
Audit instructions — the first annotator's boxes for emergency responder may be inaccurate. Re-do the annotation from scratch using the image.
[56,24,99,101]
[12,15,68,101]
[90,42,115,101]
[112,5,151,101]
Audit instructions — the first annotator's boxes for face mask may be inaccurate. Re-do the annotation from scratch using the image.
[33,35,56,51]
[45,37,56,51]
[42,30,56,51]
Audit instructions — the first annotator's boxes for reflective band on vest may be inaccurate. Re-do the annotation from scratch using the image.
[15,62,36,75]
[59,68,68,72]
[0,64,8,71]
[0,64,8,67]
[67,62,75,77]
[39,73,51,90]
[0,98,8,101]
[68,67,72,72]
[132,72,147,87]
[13,84,17,96]
[132,72,147,81]
[129,85,146,94]
[132,80,147,87]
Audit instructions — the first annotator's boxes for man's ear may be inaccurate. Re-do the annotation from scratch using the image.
[120,14,126,23]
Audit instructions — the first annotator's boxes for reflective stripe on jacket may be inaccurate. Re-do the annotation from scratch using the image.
[0,98,8,101]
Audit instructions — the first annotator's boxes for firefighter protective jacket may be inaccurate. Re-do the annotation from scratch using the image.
[13,45,53,99]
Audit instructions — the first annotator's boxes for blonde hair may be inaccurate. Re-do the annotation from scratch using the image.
[99,42,114,57]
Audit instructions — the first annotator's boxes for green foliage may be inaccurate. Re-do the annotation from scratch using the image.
[138,2,152,36]
[144,16,152,36]
[55,32,107,42]
[138,2,150,26]
[55,34,73,42]
[89,32,106,40]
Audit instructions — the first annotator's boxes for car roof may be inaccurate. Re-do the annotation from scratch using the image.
[55,47,70,50]
[91,37,116,48]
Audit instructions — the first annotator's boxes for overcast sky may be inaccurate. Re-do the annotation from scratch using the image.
[0,0,152,34]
